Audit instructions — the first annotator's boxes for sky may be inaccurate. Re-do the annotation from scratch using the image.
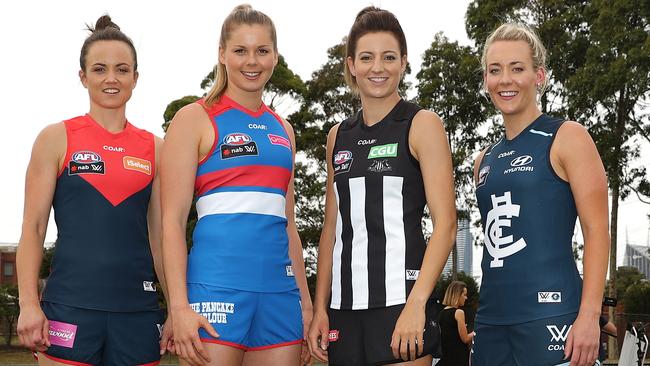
[1,0,648,272]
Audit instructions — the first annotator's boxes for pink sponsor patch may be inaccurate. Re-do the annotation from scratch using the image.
[48,320,77,348]
[268,134,291,149]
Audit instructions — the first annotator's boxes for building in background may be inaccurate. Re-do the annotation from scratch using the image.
[623,243,650,279]
[442,218,473,277]
[0,243,17,286]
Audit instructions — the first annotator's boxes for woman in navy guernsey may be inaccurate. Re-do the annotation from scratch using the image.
[307,7,457,366]
[16,15,171,366]
[472,23,609,366]
[161,5,312,366]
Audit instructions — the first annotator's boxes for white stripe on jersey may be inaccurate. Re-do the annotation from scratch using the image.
[349,177,369,309]
[384,176,406,306]
[196,191,286,219]
[331,185,344,309]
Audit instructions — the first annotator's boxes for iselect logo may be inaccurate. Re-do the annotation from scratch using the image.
[368,143,398,159]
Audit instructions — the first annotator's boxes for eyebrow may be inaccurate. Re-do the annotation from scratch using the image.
[489,61,525,67]
[90,62,131,67]
[231,44,273,48]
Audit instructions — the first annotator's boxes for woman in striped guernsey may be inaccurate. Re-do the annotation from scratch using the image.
[308,6,457,366]
[161,5,311,366]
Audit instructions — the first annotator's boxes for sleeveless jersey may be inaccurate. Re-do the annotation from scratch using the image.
[475,113,582,325]
[330,99,427,310]
[188,95,297,292]
[42,114,158,312]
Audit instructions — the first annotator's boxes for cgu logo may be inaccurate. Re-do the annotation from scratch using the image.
[223,133,252,145]
[368,143,398,159]
[334,151,352,164]
[72,151,101,163]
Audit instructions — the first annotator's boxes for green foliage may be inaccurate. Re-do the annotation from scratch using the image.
[433,272,480,329]
[623,281,650,315]
[416,32,493,219]
[39,244,55,279]
[613,266,645,300]
[162,95,201,132]
[0,285,19,346]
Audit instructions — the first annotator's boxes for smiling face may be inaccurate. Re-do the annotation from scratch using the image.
[79,40,137,111]
[219,23,278,98]
[484,40,544,118]
[347,31,406,100]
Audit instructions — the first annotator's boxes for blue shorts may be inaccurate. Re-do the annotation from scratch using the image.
[472,312,600,366]
[40,301,162,366]
[187,283,303,350]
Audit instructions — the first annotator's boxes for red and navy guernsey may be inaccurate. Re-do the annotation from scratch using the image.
[42,114,158,312]
[187,95,298,293]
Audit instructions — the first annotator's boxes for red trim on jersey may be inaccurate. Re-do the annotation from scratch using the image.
[195,165,291,196]
[200,338,248,350]
[40,352,92,366]
[247,339,303,351]
[220,94,267,118]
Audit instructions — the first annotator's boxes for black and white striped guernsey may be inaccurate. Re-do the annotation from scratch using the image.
[330,99,428,310]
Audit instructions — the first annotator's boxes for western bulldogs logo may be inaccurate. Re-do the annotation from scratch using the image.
[221,133,258,159]
[333,151,353,175]
[69,151,105,175]
[484,191,527,268]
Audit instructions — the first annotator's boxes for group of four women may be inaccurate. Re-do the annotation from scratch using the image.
[16,4,609,366]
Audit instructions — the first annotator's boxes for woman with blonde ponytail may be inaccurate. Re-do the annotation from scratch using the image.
[161,5,311,366]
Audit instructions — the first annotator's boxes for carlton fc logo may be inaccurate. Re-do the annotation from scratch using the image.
[484,191,527,268]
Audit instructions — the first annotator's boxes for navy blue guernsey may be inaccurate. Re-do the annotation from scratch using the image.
[42,115,158,312]
[475,114,582,325]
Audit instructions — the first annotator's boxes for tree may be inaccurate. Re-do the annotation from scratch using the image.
[416,32,493,277]
[0,285,19,346]
[612,266,645,301]
[623,281,650,317]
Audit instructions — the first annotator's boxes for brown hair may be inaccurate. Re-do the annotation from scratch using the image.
[481,23,549,95]
[344,6,407,94]
[80,15,137,72]
[442,281,467,308]
[204,4,277,106]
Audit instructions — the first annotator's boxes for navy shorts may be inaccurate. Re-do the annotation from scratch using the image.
[187,283,303,350]
[327,299,439,366]
[472,312,601,366]
[40,301,162,366]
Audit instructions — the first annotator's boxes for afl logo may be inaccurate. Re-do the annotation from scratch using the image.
[223,133,252,146]
[334,151,352,165]
[510,155,533,167]
[72,151,102,163]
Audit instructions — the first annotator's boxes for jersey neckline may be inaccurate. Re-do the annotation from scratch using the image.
[358,99,406,131]
[502,112,547,144]
[220,94,268,118]
[84,114,133,138]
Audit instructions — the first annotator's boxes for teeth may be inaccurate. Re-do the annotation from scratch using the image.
[499,91,517,97]
[103,88,119,94]
[369,77,388,82]
[242,72,261,77]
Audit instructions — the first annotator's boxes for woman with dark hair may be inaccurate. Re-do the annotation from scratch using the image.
[161,5,311,366]
[438,281,474,366]
[16,15,169,366]
[308,6,456,366]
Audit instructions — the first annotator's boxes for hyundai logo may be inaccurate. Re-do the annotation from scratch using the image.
[510,155,533,167]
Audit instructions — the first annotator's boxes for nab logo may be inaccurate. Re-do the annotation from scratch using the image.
[334,151,353,165]
[72,151,101,164]
[223,133,252,145]
[510,155,533,167]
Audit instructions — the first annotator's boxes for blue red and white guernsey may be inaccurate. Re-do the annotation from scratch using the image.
[475,113,582,325]
[188,95,297,292]
[42,114,158,312]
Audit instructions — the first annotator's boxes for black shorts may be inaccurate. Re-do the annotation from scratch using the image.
[327,300,440,366]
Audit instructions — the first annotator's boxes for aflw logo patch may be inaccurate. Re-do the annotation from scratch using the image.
[538,291,561,303]
[547,324,572,342]
[405,269,420,280]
